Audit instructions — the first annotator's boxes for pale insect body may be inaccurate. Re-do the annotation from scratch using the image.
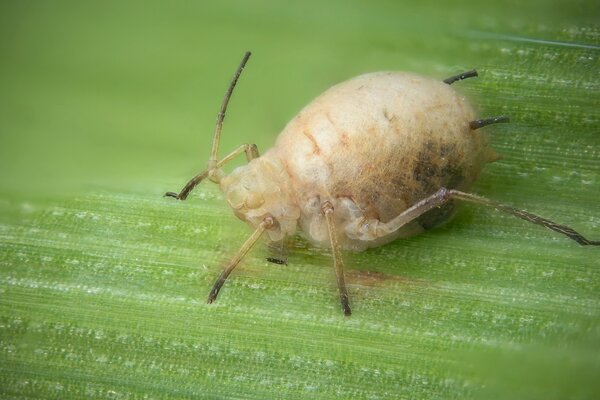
[224,72,496,250]
[166,52,598,316]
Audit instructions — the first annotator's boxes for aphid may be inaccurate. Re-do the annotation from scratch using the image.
[166,52,598,316]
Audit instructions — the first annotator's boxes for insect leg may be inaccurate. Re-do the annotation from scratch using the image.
[165,143,259,200]
[266,238,289,265]
[207,216,274,304]
[470,116,510,130]
[449,190,600,245]
[322,201,352,316]
[353,188,599,246]
[166,51,254,200]
[443,70,478,85]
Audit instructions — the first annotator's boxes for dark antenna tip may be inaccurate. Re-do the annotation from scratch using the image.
[444,69,478,85]
[164,192,179,199]
[470,115,510,130]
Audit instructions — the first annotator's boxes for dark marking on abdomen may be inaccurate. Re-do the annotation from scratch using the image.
[418,201,456,230]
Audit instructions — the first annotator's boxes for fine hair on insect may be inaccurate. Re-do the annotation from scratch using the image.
[166,51,599,316]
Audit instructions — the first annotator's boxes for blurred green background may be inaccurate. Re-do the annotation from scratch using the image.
[1,0,599,399]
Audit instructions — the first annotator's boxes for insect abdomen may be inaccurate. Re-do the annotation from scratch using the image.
[277,72,495,215]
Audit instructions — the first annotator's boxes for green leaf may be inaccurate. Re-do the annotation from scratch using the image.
[1,1,599,399]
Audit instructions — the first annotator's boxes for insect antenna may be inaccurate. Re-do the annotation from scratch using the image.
[443,69,478,85]
[470,115,510,130]
[209,51,252,169]
[165,51,253,200]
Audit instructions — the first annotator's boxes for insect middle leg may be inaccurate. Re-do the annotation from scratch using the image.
[349,188,599,246]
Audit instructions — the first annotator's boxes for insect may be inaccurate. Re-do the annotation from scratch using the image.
[166,52,598,316]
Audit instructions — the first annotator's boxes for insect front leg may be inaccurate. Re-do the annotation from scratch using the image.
[166,143,259,200]
[322,201,352,316]
[348,188,599,246]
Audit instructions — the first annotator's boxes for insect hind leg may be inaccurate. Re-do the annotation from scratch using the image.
[351,188,599,246]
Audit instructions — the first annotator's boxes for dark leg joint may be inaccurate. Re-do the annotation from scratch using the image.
[470,115,510,130]
[444,69,478,85]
